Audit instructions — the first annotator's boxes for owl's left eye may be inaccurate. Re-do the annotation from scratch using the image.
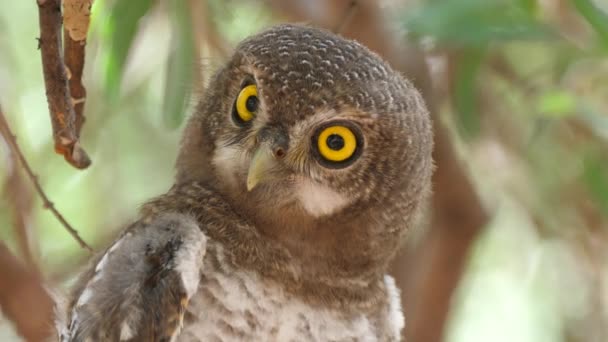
[233,84,258,125]
[312,122,363,168]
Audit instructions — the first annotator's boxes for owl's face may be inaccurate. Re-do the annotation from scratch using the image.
[212,78,372,219]
[178,25,432,237]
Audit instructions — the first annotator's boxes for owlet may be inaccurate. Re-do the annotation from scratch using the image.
[57,24,433,341]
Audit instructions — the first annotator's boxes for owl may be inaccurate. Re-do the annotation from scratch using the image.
[57,24,433,341]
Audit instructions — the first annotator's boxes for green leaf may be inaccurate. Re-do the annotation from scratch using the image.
[571,0,608,49]
[536,90,577,117]
[403,0,552,46]
[162,0,196,129]
[454,47,486,138]
[99,0,155,102]
[582,153,608,216]
[517,0,538,14]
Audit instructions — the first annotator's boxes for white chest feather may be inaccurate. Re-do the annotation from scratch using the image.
[178,257,403,342]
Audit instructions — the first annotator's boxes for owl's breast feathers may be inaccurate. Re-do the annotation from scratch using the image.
[59,182,404,341]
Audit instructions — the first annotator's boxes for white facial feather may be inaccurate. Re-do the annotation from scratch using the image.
[212,144,246,188]
[289,109,338,140]
[296,179,350,217]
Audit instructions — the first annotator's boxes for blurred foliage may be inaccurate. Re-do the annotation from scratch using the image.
[571,0,608,48]
[402,0,608,340]
[403,0,553,45]
[0,0,607,341]
[163,0,196,128]
[96,0,155,102]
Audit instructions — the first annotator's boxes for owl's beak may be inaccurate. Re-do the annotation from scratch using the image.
[246,145,278,191]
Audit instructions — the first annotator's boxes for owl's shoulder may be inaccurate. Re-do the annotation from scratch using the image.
[60,212,207,341]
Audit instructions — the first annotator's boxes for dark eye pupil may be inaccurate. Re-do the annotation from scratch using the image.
[326,134,345,151]
[245,96,258,112]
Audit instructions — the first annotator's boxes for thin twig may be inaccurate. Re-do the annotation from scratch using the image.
[0,106,93,252]
[332,0,358,34]
[37,0,91,169]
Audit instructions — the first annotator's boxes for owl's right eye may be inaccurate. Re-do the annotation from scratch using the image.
[233,84,259,125]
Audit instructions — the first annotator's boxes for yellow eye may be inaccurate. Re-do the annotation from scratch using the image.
[317,125,358,162]
[235,84,258,123]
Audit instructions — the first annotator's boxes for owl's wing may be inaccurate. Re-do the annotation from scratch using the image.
[58,213,207,342]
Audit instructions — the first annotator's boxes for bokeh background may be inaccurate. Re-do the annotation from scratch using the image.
[1,0,607,341]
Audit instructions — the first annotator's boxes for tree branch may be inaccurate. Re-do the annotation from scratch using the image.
[0,106,93,252]
[63,0,93,135]
[2,153,37,270]
[37,0,91,169]
[0,242,55,342]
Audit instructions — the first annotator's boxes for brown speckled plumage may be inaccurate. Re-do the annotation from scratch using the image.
[59,24,433,341]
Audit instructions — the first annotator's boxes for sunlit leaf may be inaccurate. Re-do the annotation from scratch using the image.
[162,0,196,129]
[571,0,608,49]
[100,0,154,102]
[536,90,577,117]
[403,0,552,46]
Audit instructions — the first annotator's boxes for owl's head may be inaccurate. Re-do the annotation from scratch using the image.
[177,24,432,260]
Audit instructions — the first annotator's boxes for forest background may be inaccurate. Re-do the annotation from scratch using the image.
[0,0,607,341]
